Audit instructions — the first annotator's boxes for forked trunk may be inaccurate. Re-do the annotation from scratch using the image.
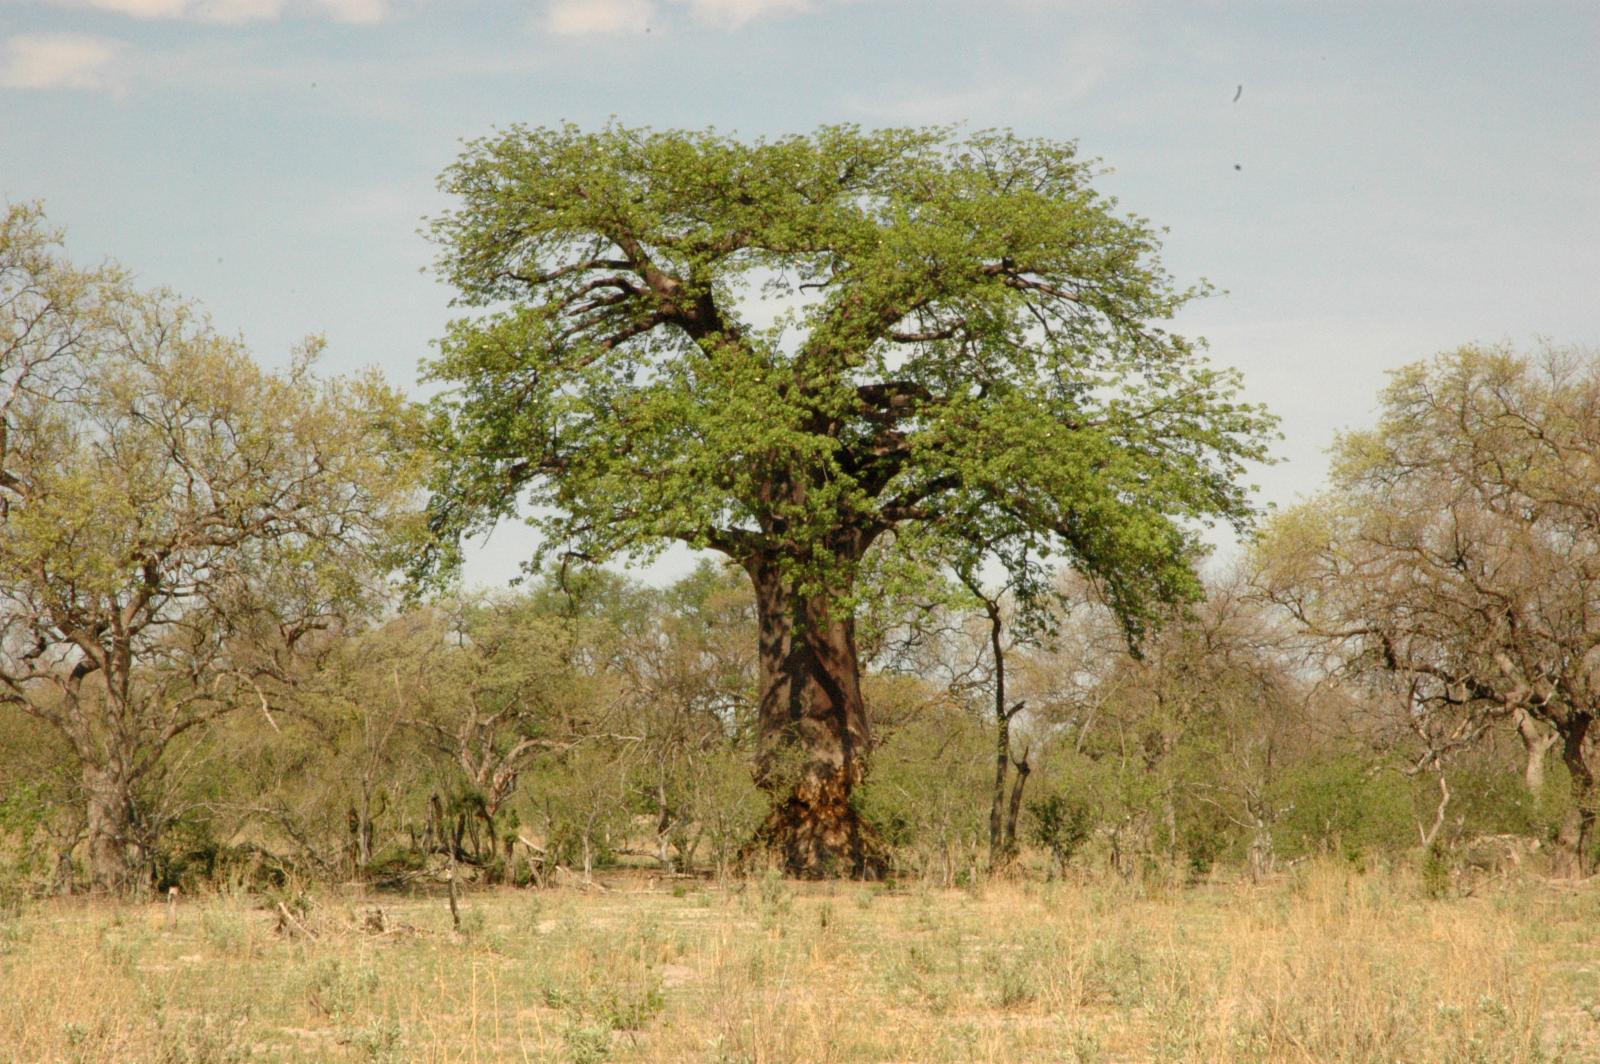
[746,554,883,878]
[83,764,142,894]
[1002,751,1030,860]
[985,598,1014,870]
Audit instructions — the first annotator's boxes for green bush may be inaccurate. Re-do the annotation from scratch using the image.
[1272,754,1414,864]
[1026,792,1094,876]
[856,704,989,883]
[1445,760,1567,841]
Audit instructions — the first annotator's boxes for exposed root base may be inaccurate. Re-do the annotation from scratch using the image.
[744,789,888,880]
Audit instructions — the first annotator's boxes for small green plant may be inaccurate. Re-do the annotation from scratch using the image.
[514,896,545,937]
[155,1006,255,1064]
[542,965,664,1034]
[985,951,1037,1010]
[1070,1029,1105,1063]
[756,868,793,930]
[757,869,792,911]
[98,926,149,972]
[1028,792,1094,878]
[0,911,25,957]
[599,982,665,1031]
[200,907,249,954]
[458,905,488,938]
[307,958,380,1021]
[1420,844,1454,899]
[562,1021,613,1064]
[337,1017,405,1063]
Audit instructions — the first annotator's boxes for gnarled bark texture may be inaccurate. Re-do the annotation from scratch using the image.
[83,764,143,894]
[745,554,883,878]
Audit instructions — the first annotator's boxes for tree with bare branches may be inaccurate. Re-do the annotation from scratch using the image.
[1258,344,1600,876]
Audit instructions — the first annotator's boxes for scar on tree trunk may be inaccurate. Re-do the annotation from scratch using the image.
[743,554,886,879]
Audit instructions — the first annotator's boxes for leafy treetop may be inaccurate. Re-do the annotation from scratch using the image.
[424,123,1275,635]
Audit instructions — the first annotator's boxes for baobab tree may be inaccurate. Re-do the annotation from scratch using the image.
[422,124,1275,875]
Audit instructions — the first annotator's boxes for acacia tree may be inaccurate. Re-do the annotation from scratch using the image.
[0,205,419,891]
[423,124,1275,875]
[1257,344,1600,876]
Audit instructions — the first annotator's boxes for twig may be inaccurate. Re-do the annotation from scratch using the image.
[276,901,317,940]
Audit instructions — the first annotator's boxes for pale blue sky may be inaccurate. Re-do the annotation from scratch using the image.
[3,0,1597,586]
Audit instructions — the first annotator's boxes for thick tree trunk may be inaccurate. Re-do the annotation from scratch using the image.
[83,764,142,894]
[346,803,375,874]
[655,783,675,873]
[1247,821,1274,882]
[1551,713,1595,878]
[746,554,882,878]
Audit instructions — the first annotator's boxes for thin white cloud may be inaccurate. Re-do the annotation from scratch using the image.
[37,0,389,23]
[190,0,288,21]
[850,34,1123,124]
[81,0,189,16]
[0,32,124,90]
[315,0,386,23]
[674,0,812,28]
[545,0,656,35]
[542,0,823,35]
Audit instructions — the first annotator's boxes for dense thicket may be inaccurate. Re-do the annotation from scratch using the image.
[1,552,1577,896]
[0,204,420,893]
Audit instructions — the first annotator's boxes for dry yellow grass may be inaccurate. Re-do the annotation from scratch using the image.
[1,862,1596,1062]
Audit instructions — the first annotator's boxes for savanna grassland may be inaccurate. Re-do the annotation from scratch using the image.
[3,863,1597,1063]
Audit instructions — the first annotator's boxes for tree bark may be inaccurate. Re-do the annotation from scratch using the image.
[1247,821,1274,883]
[984,598,1014,870]
[655,782,675,873]
[989,711,1012,868]
[1551,713,1595,878]
[1002,750,1030,860]
[745,553,882,878]
[83,764,141,894]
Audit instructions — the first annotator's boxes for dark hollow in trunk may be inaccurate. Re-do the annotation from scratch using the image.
[745,555,884,878]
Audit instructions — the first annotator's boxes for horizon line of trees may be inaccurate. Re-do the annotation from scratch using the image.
[2,545,1583,897]
[4,160,1596,895]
